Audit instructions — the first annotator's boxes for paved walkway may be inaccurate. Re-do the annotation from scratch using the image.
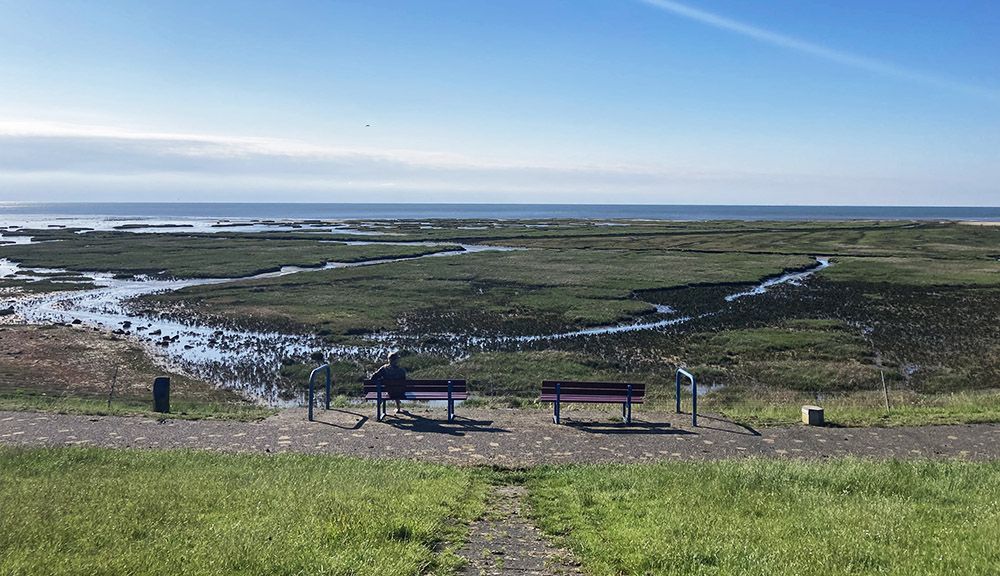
[2,406,998,465]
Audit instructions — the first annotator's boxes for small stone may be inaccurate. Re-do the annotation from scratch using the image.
[801,405,824,426]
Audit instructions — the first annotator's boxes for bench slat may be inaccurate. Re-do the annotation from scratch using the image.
[541,380,645,388]
[363,380,467,393]
[540,384,645,396]
[542,380,645,386]
[364,392,469,400]
[364,380,466,384]
[363,387,468,394]
[538,394,645,403]
[539,385,646,394]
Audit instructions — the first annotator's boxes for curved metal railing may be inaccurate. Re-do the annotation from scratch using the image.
[675,368,697,427]
[307,364,333,422]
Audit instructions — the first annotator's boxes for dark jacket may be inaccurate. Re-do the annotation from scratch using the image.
[371,363,406,382]
[371,363,407,398]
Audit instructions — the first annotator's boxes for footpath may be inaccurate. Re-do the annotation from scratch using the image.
[2,406,998,465]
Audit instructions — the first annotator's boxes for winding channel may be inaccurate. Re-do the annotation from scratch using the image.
[2,240,517,404]
[2,227,830,404]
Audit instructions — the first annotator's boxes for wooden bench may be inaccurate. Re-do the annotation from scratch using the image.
[363,379,468,422]
[539,380,645,424]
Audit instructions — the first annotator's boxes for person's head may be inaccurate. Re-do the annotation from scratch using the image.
[388,351,401,366]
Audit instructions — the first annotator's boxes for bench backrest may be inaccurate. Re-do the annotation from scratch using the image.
[541,380,646,398]
[363,379,467,394]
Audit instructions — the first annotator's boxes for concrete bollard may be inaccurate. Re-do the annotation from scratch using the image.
[153,376,170,413]
[801,405,824,426]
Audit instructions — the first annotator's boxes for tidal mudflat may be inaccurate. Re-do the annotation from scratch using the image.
[1,217,998,425]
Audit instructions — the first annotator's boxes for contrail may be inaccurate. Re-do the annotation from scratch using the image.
[639,0,999,101]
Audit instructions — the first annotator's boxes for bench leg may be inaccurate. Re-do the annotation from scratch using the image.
[625,384,633,425]
[553,400,560,425]
[622,402,626,421]
[448,399,455,422]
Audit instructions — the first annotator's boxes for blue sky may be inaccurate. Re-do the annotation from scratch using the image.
[0,0,998,205]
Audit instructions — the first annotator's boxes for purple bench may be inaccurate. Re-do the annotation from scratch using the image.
[539,380,645,424]
[363,379,468,422]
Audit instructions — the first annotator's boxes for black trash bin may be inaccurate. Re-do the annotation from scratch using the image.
[153,376,170,413]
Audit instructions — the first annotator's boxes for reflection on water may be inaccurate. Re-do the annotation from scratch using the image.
[5,242,518,404]
[0,218,398,236]
[725,258,830,301]
[0,233,46,246]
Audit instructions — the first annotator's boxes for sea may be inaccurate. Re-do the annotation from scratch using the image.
[1,202,999,221]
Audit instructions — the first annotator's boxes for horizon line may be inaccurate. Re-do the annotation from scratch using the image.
[2,201,999,209]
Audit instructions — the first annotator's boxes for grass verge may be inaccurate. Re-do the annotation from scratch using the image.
[0,325,270,421]
[0,447,486,576]
[527,459,1000,576]
[702,389,1000,427]
[0,391,274,421]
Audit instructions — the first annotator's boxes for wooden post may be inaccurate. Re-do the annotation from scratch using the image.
[881,371,890,413]
[107,366,119,409]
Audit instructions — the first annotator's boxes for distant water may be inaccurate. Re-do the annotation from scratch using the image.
[2,202,999,221]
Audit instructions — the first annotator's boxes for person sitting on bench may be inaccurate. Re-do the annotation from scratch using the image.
[370,351,407,415]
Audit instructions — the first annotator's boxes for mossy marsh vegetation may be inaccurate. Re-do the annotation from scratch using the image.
[3,219,999,425]
[0,231,461,279]
[151,248,812,335]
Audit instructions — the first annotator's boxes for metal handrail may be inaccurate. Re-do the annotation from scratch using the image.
[307,364,333,422]
[675,368,698,427]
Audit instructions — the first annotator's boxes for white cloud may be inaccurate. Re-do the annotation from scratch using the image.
[0,119,757,182]
[0,120,993,205]
[639,0,1000,102]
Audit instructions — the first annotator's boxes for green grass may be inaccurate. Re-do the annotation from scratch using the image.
[0,232,460,278]
[821,256,1000,286]
[0,390,274,421]
[151,249,811,335]
[0,277,98,293]
[0,448,487,576]
[496,221,1000,260]
[527,459,1000,575]
[0,325,268,421]
[697,323,870,360]
[2,445,1000,576]
[708,389,1000,427]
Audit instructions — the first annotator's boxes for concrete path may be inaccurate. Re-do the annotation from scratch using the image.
[2,406,998,465]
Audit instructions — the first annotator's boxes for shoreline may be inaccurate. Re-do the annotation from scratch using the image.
[4,203,1000,222]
